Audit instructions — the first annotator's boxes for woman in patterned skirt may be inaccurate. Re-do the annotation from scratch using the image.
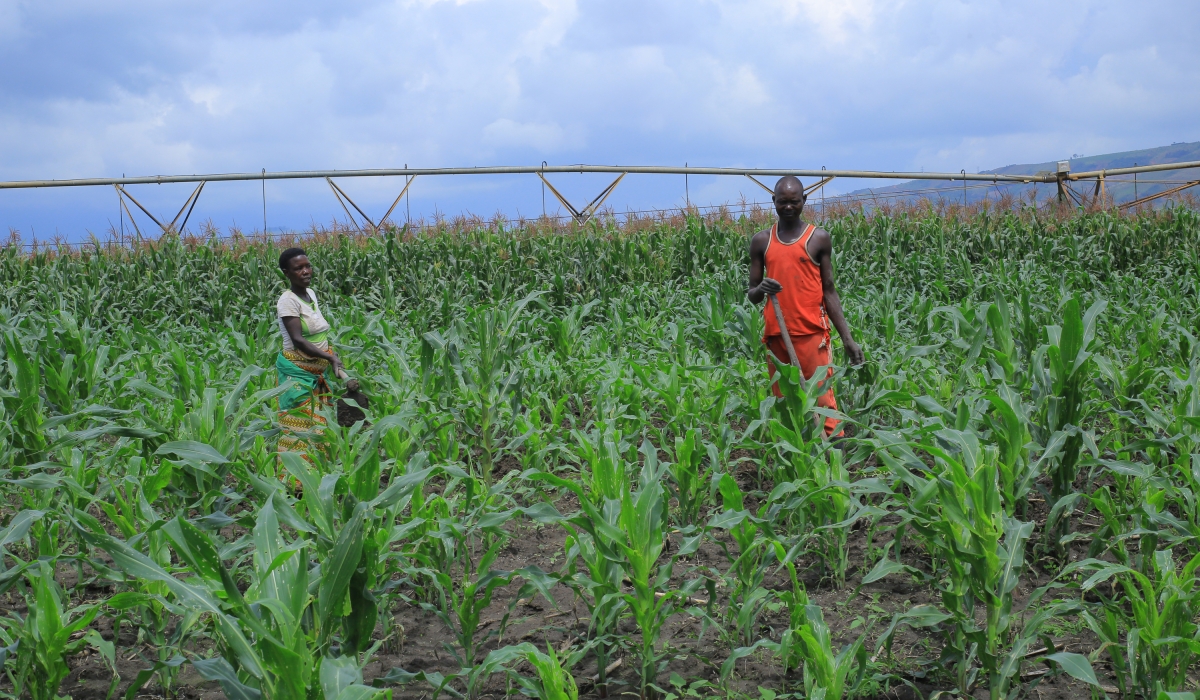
[275,247,357,455]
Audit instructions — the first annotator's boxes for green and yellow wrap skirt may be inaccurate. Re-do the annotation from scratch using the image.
[275,349,333,456]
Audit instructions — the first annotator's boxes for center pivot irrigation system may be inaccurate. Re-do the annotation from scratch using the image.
[3,159,1199,236]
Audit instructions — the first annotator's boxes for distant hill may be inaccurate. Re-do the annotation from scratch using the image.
[841,141,1200,206]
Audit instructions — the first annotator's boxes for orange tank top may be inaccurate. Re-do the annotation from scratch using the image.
[762,222,828,338]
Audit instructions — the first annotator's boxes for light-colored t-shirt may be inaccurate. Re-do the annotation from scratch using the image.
[278,289,331,352]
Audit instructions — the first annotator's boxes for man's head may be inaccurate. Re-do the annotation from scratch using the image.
[773,176,806,220]
[279,247,312,288]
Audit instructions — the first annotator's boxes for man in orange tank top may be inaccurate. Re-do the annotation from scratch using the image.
[747,176,863,437]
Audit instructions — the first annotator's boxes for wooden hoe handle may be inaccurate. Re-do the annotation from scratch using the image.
[768,294,801,369]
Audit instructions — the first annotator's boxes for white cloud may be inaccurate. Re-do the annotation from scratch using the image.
[184,85,232,116]
[482,118,572,151]
[517,0,578,59]
[778,0,878,41]
[713,63,769,109]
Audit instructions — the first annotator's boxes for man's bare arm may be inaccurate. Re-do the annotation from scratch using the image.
[746,229,781,304]
[811,230,864,366]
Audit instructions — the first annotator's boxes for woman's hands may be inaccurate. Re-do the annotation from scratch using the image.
[324,349,360,388]
[328,351,346,378]
[328,352,360,390]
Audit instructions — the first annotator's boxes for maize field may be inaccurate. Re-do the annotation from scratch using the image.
[0,204,1198,700]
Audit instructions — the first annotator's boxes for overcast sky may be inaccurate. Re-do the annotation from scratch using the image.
[2,0,1197,240]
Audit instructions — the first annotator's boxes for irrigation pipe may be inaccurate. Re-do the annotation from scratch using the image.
[0,164,1076,190]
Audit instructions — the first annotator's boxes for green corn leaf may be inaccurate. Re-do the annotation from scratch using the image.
[320,655,363,700]
[518,502,565,523]
[998,518,1034,594]
[0,509,43,547]
[335,687,391,700]
[123,656,185,700]
[165,516,249,610]
[370,456,433,509]
[122,378,175,401]
[51,424,161,449]
[0,473,61,490]
[707,508,752,530]
[107,591,155,610]
[72,516,265,679]
[222,365,267,417]
[1045,652,1100,686]
[861,555,915,584]
[317,501,368,639]
[876,605,952,658]
[719,638,778,681]
[5,331,40,402]
[156,440,229,464]
[716,472,744,511]
[192,656,262,700]
[280,452,333,537]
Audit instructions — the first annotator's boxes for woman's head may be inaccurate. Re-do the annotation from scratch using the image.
[279,247,312,288]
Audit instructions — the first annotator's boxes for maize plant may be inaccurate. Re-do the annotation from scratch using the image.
[787,597,869,700]
[667,428,710,527]
[506,642,581,700]
[533,441,701,698]
[871,429,1035,700]
[764,361,855,584]
[0,560,117,700]
[1067,549,1200,698]
[74,503,391,700]
[559,513,626,697]
[710,472,777,646]
[1032,297,1105,509]
[454,294,540,491]
[722,552,868,699]
[73,443,432,700]
[574,425,630,504]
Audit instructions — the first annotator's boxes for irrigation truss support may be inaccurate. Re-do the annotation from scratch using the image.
[115,181,206,236]
[744,174,835,197]
[744,174,772,194]
[326,176,417,233]
[537,171,627,224]
[1118,179,1200,211]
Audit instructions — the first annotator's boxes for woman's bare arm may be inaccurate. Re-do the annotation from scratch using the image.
[281,316,344,375]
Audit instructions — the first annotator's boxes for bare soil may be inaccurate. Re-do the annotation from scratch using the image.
[35,460,1126,700]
